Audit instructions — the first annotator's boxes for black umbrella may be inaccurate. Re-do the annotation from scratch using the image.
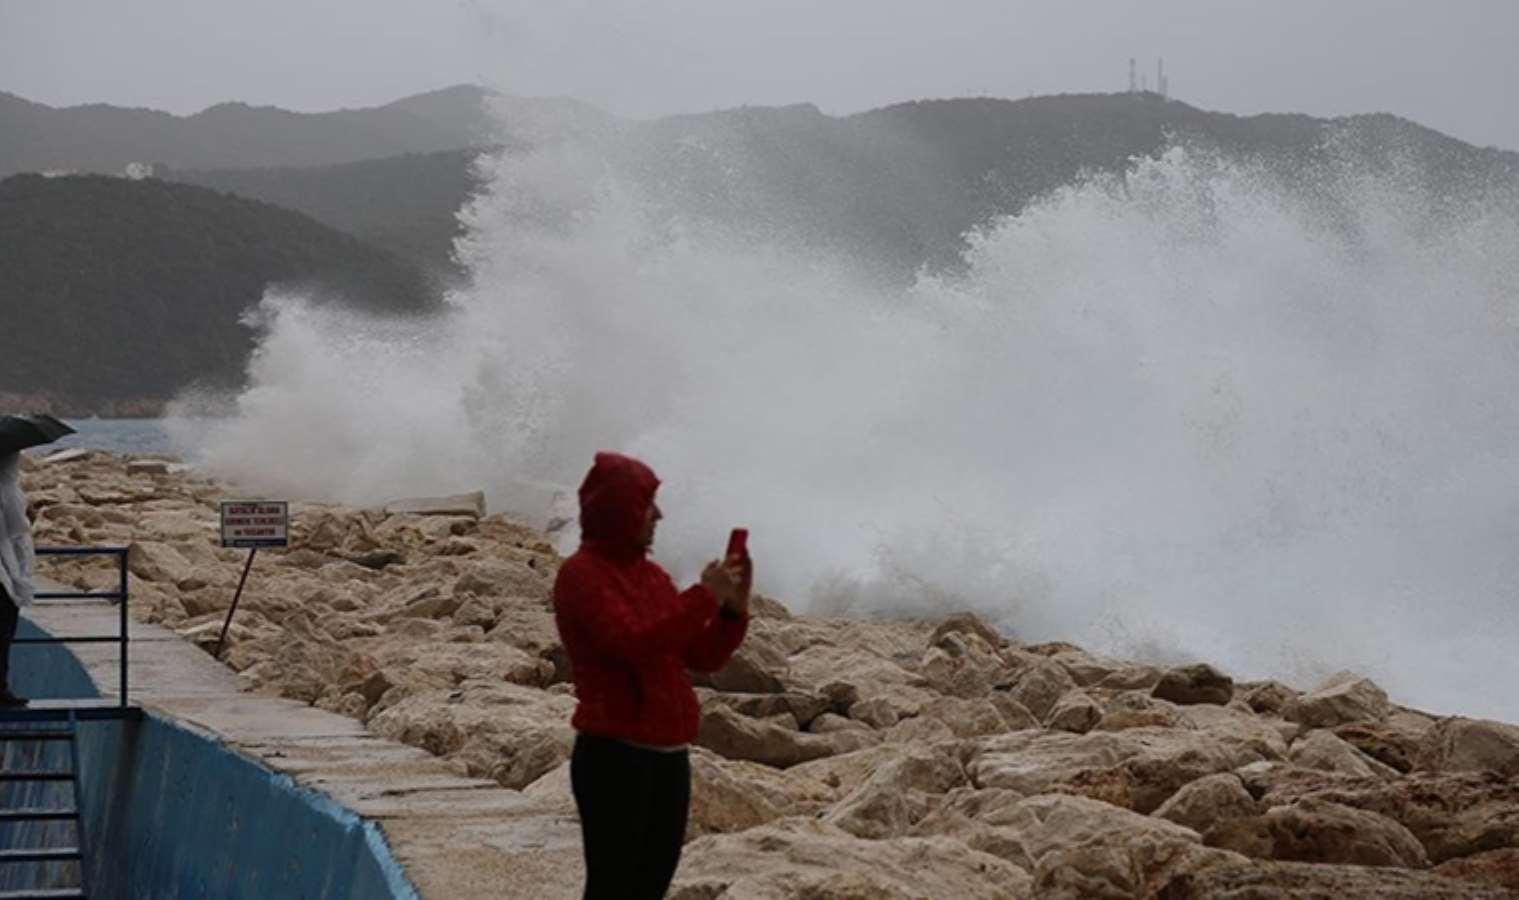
[0,414,76,456]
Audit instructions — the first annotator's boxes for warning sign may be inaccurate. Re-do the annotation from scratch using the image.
[220,501,289,549]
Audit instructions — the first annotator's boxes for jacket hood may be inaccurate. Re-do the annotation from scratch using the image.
[577,452,659,557]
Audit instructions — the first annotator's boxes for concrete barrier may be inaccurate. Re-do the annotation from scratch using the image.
[5,616,419,899]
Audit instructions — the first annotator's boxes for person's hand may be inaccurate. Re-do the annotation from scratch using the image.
[702,559,739,609]
[725,551,753,616]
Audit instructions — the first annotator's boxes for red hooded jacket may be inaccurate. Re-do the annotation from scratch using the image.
[553,452,748,747]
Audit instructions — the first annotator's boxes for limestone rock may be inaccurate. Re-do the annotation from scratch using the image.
[368,683,572,789]
[809,712,870,734]
[1148,854,1510,899]
[848,697,900,729]
[1046,689,1102,734]
[916,696,1011,738]
[819,680,860,715]
[920,628,1007,698]
[928,611,1005,650]
[1153,773,1259,833]
[1433,847,1519,892]
[42,448,92,465]
[668,818,1030,900]
[383,491,486,518]
[126,458,173,476]
[1240,679,1299,715]
[696,703,875,768]
[1152,662,1234,706]
[703,690,829,729]
[1204,797,1429,868]
[1004,658,1077,721]
[1284,673,1390,728]
[698,638,787,694]
[989,692,1042,731]
[1094,665,1164,691]
[1416,716,1519,778]
[1333,712,1433,774]
[127,540,194,585]
[1290,729,1400,779]
[822,744,965,839]
[1094,690,1184,731]
[1003,793,1204,888]
[971,726,1278,814]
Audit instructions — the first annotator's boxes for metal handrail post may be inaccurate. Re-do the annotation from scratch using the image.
[25,545,133,710]
[118,548,129,708]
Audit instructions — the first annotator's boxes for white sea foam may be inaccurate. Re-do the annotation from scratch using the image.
[175,119,1519,721]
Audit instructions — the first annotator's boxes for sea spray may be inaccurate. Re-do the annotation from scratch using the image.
[175,126,1519,722]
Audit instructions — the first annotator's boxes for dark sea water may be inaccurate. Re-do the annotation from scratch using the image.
[40,418,183,457]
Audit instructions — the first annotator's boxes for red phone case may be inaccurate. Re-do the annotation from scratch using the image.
[727,528,749,559]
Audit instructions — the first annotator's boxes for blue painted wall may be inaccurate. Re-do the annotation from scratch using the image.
[6,615,420,900]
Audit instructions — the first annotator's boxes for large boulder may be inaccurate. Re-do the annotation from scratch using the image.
[929,611,1005,649]
[1000,793,1202,869]
[1149,855,1511,899]
[1002,658,1077,721]
[383,491,486,518]
[1152,663,1235,706]
[1045,689,1102,734]
[667,818,1030,900]
[696,703,875,768]
[701,690,829,729]
[1260,768,1519,864]
[971,727,1278,814]
[1284,673,1391,728]
[786,643,937,720]
[915,696,1012,738]
[1094,690,1184,731]
[1152,773,1259,834]
[1416,717,1519,778]
[1290,729,1400,779]
[919,629,1007,699]
[1433,848,1519,892]
[695,636,788,694]
[127,540,195,585]
[367,683,573,789]
[1204,797,1429,868]
[1334,713,1433,774]
[821,744,967,839]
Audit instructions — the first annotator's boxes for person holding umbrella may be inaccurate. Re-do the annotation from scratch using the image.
[554,452,751,900]
[0,414,76,707]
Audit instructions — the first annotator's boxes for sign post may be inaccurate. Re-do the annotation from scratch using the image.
[215,500,288,658]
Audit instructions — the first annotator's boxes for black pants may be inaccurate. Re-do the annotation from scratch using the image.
[570,733,691,900]
[0,585,15,691]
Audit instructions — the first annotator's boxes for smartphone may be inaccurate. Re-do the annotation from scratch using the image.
[726,527,749,561]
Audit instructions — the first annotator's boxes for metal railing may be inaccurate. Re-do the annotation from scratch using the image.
[19,546,130,708]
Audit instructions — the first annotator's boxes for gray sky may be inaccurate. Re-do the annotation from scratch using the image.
[3,0,1517,149]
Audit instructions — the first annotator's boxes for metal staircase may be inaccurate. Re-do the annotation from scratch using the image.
[0,709,88,900]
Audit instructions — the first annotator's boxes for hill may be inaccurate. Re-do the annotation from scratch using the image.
[154,92,1519,284]
[623,92,1519,276]
[0,174,438,415]
[0,85,495,177]
[168,148,489,278]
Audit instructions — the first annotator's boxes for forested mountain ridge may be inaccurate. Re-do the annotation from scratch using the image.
[0,174,437,415]
[0,85,494,177]
[170,148,489,278]
[6,88,1516,415]
[158,91,1519,284]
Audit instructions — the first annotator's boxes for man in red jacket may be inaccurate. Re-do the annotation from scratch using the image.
[554,452,750,900]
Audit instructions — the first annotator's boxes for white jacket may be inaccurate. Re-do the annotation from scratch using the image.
[0,453,33,607]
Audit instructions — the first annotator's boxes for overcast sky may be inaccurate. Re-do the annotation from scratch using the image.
[3,0,1517,149]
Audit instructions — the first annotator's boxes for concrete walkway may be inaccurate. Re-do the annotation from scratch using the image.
[23,588,585,899]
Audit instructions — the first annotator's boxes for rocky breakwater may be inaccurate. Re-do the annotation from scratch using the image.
[22,451,1519,898]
